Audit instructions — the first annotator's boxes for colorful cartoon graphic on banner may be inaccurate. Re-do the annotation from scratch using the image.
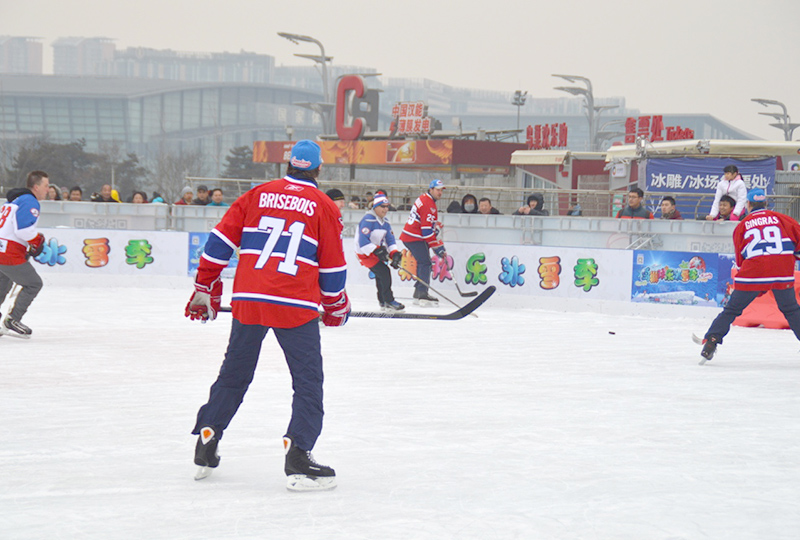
[632,250,718,306]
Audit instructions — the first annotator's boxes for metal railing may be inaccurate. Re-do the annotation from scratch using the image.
[183,175,800,220]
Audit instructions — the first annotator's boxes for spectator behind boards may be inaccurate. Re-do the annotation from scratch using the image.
[207,188,229,207]
[325,189,345,211]
[659,196,683,220]
[616,187,654,219]
[175,186,193,205]
[478,197,501,215]
[706,164,747,221]
[192,185,210,206]
[513,193,549,216]
[715,195,737,221]
[90,184,119,203]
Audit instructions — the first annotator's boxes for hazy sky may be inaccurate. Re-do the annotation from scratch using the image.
[3,0,799,140]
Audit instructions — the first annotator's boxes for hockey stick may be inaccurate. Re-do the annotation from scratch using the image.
[449,262,478,297]
[218,286,496,321]
[396,267,477,317]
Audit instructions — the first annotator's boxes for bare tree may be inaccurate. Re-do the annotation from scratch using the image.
[148,145,209,203]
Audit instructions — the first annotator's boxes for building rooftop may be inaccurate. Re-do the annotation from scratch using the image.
[0,74,313,99]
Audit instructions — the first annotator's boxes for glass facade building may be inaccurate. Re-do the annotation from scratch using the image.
[0,74,323,174]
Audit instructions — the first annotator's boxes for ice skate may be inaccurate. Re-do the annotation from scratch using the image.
[283,436,336,492]
[0,316,32,339]
[194,426,220,480]
[383,300,405,312]
[413,291,438,307]
[700,336,719,365]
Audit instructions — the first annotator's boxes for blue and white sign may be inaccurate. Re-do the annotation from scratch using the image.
[645,157,776,218]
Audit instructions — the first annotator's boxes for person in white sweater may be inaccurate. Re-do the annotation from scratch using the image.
[706,165,748,221]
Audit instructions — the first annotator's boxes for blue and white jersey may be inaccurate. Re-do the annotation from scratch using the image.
[0,190,40,265]
[354,210,398,256]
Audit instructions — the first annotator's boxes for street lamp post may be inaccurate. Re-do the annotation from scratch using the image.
[512,90,527,141]
[751,98,799,141]
[595,119,627,148]
[552,74,617,151]
[278,32,334,135]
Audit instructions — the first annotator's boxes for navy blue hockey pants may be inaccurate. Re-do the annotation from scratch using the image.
[705,287,800,344]
[368,261,396,305]
[404,240,431,296]
[193,317,324,451]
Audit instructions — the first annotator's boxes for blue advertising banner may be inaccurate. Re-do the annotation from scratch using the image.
[716,253,736,308]
[632,250,721,306]
[644,157,776,218]
[188,232,238,278]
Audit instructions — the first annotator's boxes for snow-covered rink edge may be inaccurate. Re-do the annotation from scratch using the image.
[2,275,799,540]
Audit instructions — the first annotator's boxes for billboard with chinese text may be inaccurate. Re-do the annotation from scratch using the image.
[644,157,776,218]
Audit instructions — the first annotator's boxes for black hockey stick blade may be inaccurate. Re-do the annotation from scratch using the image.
[218,286,496,321]
[351,285,494,320]
[454,282,478,297]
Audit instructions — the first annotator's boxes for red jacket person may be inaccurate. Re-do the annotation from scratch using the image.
[186,140,349,491]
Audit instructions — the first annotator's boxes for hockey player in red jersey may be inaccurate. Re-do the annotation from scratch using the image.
[186,140,349,490]
[400,179,446,306]
[700,188,800,362]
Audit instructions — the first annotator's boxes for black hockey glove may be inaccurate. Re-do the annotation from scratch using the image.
[373,246,389,263]
[390,250,403,269]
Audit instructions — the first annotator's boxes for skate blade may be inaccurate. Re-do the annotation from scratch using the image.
[0,328,31,339]
[412,299,438,307]
[194,466,214,481]
[286,474,337,492]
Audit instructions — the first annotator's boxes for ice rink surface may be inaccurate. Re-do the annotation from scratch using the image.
[2,277,800,540]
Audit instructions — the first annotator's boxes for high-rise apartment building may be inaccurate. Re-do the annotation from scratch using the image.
[52,37,115,75]
[0,36,43,74]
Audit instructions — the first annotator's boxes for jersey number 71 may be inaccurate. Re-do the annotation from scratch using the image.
[253,216,306,276]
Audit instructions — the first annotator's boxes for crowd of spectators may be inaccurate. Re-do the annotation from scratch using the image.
[39,181,717,220]
[42,183,230,207]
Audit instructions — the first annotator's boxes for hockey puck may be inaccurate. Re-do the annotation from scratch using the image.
[608,331,616,335]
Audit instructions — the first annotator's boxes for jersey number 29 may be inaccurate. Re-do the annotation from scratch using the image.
[743,225,783,258]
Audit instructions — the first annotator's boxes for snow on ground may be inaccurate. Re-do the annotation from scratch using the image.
[2,277,800,539]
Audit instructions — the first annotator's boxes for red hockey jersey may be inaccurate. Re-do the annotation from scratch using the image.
[399,192,440,248]
[733,208,800,291]
[196,176,347,328]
